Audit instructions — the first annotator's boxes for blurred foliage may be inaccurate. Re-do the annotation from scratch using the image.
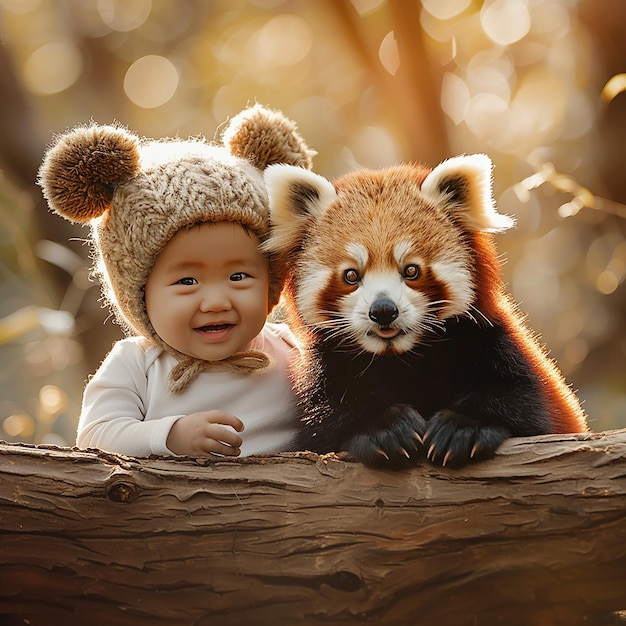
[0,0,624,446]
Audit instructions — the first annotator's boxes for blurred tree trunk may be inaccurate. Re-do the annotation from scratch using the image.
[566,0,626,402]
[0,35,122,376]
[0,41,82,251]
[579,0,626,203]
[322,0,450,164]
[1,430,626,626]
[0,42,44,190]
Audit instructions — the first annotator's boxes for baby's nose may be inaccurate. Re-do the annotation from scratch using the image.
[199,285,232,311]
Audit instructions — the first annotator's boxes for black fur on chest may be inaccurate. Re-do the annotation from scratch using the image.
[293,317,550,467]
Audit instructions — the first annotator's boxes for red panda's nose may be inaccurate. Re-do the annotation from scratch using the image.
[369,299,399,326]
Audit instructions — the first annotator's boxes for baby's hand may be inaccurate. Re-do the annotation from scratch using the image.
[166,410,244,457]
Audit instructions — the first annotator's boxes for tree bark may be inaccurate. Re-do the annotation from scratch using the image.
[1,430,625,626]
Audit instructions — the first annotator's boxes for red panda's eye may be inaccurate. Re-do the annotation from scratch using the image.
[403,264,420,280]
[344,269,360,285]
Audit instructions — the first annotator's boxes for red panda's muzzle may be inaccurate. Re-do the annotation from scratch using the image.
[368,298,399,326]
[369,299,402,339]
[373,327,401,339]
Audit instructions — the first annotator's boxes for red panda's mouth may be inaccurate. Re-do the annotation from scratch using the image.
[373,326,401,339]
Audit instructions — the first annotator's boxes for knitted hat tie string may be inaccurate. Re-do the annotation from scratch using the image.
[168,350,271,393]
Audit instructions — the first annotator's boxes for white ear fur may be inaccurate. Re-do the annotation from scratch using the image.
[263,164,337,253]
[421,154,515,233]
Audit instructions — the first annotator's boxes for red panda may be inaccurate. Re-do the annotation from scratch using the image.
[264,154,588,469]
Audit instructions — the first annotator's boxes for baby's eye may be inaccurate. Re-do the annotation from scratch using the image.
[176,277,198,286]
[230,272,250,282]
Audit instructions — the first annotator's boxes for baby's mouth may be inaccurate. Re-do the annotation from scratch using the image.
[196,323,233,333]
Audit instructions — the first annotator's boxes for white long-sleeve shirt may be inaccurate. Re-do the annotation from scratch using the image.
[77,323,299,457]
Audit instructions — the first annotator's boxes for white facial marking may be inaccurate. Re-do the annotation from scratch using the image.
[345,242,369,269]
[298,264,333,324]
[431,259,474,316]
[393,241,413,266]
[360,271,401,302]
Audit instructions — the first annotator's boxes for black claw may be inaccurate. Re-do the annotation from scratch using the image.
[423,411,510,468]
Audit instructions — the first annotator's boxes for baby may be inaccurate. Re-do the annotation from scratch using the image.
[38,105,314,458]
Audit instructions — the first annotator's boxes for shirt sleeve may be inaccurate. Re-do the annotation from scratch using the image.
[76,339,182,456]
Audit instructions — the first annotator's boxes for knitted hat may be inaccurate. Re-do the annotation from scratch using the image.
[38,105,314,368]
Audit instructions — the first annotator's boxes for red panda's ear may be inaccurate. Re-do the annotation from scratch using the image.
[263,165,337,254]
[421,154,515,233]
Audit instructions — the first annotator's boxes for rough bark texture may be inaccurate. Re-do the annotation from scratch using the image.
[1,430,626,626]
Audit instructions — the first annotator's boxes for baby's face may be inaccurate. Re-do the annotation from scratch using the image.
[145,221,269,361]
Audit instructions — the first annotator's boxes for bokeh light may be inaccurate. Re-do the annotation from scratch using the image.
[421,0,471,21]
[379,31,400,76]
[23,41,83,95]
[441,73,470,125]
[481,0,531,46]
[123,55,179,108]
[351,0,386,16]
[3,413,35,438]
[256,14,313,66]
[348,125,401,168]
[0,0,41,14]
[38,384,66,422]
[97,0,151,32]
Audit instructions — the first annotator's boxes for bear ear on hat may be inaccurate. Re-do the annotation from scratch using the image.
[222,104,315,172]
[38,123,141,223]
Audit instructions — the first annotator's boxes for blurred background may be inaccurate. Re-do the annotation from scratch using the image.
[0,0,624,447]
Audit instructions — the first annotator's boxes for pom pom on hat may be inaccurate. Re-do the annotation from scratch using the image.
[38,124,140,223]
[224,103,315,171]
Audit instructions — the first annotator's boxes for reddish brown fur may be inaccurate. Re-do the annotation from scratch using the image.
[267,158,587,469]
[469,232,586,433]
[316,165,454,270]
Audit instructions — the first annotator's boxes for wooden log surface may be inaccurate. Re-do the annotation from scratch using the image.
[1,429,626,626]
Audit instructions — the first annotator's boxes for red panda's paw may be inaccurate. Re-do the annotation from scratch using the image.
[423,411,510,468]
[346,404,427,470]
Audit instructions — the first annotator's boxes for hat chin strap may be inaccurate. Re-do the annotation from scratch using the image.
[168,350,271,394]
[137,318,271,393]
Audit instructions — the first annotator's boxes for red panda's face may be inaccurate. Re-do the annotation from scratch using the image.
[292,171,475,354]
[264,156,514,355]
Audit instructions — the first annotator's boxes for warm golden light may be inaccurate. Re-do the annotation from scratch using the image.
[256,15,313,67]
[23,41,83,95]
[97,0,151,31]
[379,31,399,76]
[601,73,626,104]
[3,413,35,438]
[124,55,179,108]
[481,0,531,46]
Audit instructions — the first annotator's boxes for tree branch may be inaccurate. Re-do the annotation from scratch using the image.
[1,430,625,625]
